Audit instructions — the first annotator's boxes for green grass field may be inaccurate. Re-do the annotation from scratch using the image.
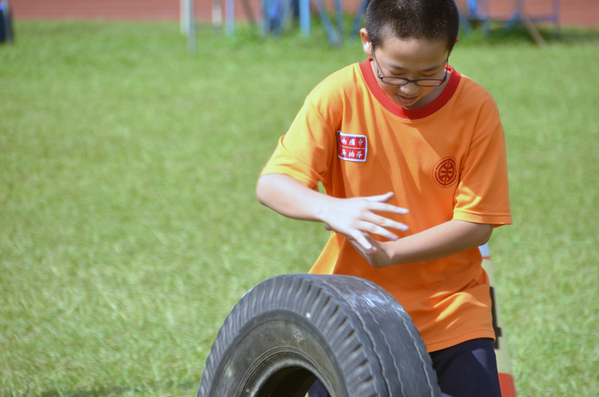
[1,20,599,396]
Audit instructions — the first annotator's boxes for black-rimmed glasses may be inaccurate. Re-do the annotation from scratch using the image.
[372,47,449,87]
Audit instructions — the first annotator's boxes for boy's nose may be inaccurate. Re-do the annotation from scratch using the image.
[399,82,419,96]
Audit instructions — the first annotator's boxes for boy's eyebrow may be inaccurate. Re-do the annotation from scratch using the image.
[386,62,444,73]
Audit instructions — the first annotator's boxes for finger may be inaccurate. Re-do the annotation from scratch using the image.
[347,231,375,251]
[363,193,409,215]
[360,222,400,241]
[348,233,379,258]
[369,202,409,215]
[327,222,400,241]
[364,191,395,203]
[366,214,409,232]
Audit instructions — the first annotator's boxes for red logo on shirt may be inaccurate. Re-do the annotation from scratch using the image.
[433,157,458,187]
[337,131,367,162]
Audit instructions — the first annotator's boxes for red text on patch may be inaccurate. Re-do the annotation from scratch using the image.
[337,131,367,162]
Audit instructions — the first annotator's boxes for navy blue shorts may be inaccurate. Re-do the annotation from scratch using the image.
[308,338,501,397]
[430,338,502,397]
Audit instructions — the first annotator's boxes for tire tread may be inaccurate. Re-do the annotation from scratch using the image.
[198,274,441,397]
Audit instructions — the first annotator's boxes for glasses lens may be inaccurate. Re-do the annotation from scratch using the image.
[381,77,409,86]
[381,77,445,87]
[416,79,444,87]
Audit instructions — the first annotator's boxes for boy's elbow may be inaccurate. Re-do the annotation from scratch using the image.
[256,176,268,206]
[256,174,275,206]
[476,223,494,246]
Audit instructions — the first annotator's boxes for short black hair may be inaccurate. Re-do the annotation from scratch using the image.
[365,0,459,52]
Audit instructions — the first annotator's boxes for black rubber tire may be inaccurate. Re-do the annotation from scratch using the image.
[198,274,441,397]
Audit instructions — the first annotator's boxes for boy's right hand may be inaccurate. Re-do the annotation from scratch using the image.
[257,174,409,252]
[322,191,409,251]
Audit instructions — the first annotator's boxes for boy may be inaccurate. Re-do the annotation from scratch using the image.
[256,0,511,395]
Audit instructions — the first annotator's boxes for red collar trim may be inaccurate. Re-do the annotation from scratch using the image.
[359,58,461,120]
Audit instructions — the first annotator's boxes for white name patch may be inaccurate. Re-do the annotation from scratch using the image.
[337,131,367,162]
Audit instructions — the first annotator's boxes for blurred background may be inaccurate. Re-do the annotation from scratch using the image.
[8,0,599,28]
[1,1,598,397]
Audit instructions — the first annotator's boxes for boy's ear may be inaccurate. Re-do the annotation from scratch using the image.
[359,28,373,56]
[448,37,459,57]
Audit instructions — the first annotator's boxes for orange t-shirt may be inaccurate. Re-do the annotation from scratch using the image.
[261,59,512,352]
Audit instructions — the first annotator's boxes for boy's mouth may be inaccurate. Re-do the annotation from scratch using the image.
[397,94,419,104]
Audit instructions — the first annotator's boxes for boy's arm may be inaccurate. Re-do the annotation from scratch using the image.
[349,220,493,268]
[256,173,410,251]
[257,174,493,269]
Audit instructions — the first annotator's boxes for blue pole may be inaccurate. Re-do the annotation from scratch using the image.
[273,0,291,37]
[300,0,310,36]
[467,0,477,16]
[348,0,369,41]
[226,0,235,36]
[458,9,472,35]
[188,0,196,53]
[335,0,343,41]
[505,0,522,31]
[312,0,340,45]
[262,0,269,35]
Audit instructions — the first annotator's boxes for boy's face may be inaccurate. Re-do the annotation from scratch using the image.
[360,29,451,110]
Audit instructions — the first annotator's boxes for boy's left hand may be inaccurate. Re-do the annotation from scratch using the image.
[345,234,394,269]
[342,220,494,269]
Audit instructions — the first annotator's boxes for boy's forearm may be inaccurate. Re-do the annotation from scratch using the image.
[256,174,410,250]
[379,220,493,266]
[256,173,331,222]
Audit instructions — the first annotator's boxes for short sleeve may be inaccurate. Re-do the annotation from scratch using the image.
[260,96,338,190]
[453,98,512,226]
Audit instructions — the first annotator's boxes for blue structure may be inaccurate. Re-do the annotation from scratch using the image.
[258,0,559,45]
[224,0,258,37]
[349,0,493,40]
[505,0,560,31]
[262,0,343,46]
[348,0,368,41]
[459,0,559,41]
[0,0,14,44]
[462,0,491,36]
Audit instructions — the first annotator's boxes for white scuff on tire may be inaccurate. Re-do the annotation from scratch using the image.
[198,274,441,397]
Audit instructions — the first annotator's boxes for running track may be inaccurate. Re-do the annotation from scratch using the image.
[9,0,599,28]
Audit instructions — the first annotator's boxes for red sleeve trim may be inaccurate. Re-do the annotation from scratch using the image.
[359,58,461,120]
